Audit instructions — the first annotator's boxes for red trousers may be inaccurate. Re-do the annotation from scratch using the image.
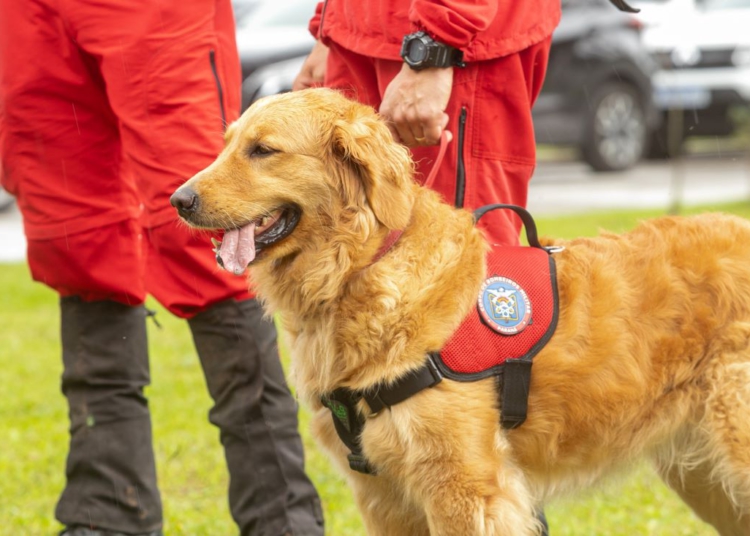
[324,38,552,246]
[0,0,250,317]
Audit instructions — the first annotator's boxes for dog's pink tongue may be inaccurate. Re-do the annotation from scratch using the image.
[218,223,256,275]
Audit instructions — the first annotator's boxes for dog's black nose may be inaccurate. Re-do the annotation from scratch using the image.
[170,187,199,215]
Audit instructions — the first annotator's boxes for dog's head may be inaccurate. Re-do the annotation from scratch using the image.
[171,88,415,274]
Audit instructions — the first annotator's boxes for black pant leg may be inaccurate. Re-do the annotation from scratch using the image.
[56,297,162,533]
[189,298,323,536]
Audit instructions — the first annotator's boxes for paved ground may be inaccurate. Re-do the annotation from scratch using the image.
[1,152,749,263]
[528,152,750,216]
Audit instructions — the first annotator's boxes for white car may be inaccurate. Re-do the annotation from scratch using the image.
[631,0,698,27]
[642,0,750,153]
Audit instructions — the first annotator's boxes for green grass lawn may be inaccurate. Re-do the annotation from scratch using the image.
[3,202,749,535]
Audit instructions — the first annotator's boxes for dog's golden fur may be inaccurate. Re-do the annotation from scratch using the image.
[177,88,750,535]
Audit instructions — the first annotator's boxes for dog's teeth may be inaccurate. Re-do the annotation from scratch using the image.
[211,237,221,248]
[260,216,268,227]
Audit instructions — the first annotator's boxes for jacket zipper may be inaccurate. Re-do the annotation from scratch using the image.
[318,0,330,40]
[209,49,227,128]
[454,107,467,208]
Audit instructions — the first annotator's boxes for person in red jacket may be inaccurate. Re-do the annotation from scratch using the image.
[0,1,323,535]
[294,0,561,247]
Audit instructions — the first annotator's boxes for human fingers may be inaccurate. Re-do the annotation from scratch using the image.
[292,42,328,91]
[412,110,449,146]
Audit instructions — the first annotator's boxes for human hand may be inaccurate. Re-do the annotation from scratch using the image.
[379,63,453,147]
[292,41,329,91]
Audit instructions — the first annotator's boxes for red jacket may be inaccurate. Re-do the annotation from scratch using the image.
[309,0,560,62]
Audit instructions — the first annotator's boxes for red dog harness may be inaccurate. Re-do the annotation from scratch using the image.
[322,205,560,474]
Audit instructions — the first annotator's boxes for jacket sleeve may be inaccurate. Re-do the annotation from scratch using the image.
[308,2,324,39]
[409,0,498,50]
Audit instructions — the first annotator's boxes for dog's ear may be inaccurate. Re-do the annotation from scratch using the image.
[329,107,415,230]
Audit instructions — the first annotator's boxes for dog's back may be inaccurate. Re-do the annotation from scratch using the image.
[512,213,750,533]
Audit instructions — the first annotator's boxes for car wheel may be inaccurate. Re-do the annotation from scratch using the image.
[581,82,647,172]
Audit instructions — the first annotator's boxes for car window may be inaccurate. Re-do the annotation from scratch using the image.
[233,0,263,22]
[239,0,318,28]
[702,0,750,8]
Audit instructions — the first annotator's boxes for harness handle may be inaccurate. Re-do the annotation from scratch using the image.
[473,204,545,250]
[609,0,640,13]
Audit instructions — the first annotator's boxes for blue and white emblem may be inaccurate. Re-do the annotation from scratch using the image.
[477,276,532,335]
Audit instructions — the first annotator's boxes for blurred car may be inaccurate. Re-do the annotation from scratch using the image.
[242,55,307,106]
[630,0,698,27]
[533,0,660,171]
[237,0,660,172]
[233,0,317,109]
[642,0,750,153]
[232,0,264,21]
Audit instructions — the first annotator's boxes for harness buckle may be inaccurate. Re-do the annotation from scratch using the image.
[425,353,444,386]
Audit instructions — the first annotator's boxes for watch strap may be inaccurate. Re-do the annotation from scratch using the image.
[429,44,465,69]
[401,31,465,70]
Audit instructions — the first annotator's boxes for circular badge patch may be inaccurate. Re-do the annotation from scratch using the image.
[477,276,532,335]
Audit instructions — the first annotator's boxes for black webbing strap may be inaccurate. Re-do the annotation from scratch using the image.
[321,388,377,474]
[500,358,533,429]
[473,204,545,250]
[362,354,443,414]
[320,355,443,475]
[609,0,640,13]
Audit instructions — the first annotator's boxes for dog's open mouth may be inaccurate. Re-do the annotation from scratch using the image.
[213,205,301,275]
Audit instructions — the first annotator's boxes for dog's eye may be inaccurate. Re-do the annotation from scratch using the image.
[249,144,277,158]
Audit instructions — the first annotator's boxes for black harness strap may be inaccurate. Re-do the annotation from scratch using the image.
[321,354,443,475]
[321,388,377,474]
[609,0,640,13]
[473,203,544,249]
[362,353,443,414]
[321,350,531,474]
[499,358,533,429]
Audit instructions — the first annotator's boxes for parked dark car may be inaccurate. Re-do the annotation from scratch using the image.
[235,0,661,172]
[533,0,661,171]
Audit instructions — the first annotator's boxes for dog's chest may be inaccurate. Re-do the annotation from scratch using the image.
[318,242,562,475]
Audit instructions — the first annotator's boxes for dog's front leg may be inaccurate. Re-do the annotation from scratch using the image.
[362,384,541,536]
[414,457,540,536]
[348,472,431,536]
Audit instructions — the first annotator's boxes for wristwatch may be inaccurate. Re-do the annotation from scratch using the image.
[400,31,465,71]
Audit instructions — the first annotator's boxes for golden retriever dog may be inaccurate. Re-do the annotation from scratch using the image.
[172,88,750,535]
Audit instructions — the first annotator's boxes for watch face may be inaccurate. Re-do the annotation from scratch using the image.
[407,39,428,63]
